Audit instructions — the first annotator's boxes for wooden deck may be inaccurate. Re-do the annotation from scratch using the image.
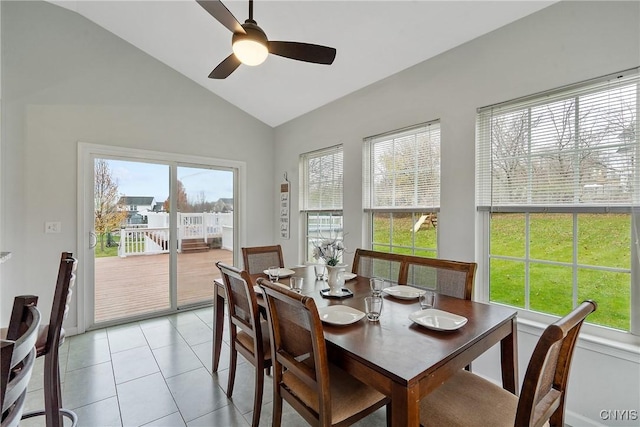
[94,249,233,323]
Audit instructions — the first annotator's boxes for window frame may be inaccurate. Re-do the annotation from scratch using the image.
[363,121,441,256]
[476,68,640,341]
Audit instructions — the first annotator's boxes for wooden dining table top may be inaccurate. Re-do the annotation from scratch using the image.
[213,265,519,426]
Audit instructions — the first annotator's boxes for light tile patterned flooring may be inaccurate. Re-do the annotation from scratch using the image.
[23,307,388,426]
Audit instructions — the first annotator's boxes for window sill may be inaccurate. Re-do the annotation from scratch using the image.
[515,312,640,363]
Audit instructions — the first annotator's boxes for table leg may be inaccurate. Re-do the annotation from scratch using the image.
[500,317,519,394]
[390,382,420,426]
[212,285,224,372]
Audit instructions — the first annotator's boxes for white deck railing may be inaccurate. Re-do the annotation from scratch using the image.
[118,212,233,257]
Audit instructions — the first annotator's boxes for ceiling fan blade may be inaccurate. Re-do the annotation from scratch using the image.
[196,0,245,35]
[269,41,336,65]
[209,54,241,79]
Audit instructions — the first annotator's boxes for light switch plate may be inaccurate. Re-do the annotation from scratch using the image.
[45,221,61,233]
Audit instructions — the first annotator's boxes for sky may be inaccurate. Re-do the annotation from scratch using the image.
[106,159,233,204]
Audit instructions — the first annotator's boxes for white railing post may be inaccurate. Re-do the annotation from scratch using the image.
[202,213,207,243]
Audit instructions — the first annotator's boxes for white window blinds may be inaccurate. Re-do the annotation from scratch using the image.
[363,121,441,210]
[477,69,639,212]
[301,145,343,211]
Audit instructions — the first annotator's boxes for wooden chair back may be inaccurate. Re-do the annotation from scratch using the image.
[516,300,597,426]
[352,249,476,300]
[216,262,271,427]
[216,262,266,362]
[351,249,403,283]
[403,257,476,300]
[1,295,41,427]
[40,252,78,356]
[258,279,333,425]
[242,245,284,275]
[17,252,79,427]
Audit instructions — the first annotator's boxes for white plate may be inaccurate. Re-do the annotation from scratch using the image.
[343,272,357,281]
[262,268,296,278]
[409,309,468,331]
[382,285,426,300]
[318,305,365,326]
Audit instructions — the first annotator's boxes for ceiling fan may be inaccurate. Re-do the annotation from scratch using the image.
[197,0,337,79]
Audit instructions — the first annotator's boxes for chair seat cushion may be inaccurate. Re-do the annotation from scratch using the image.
[420,370,519,427]
[236,321,271,360]
[283,364,387,424]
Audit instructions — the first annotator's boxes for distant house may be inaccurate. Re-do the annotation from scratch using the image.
[117,196,156,224]
[213,198,233,212]
[152,202,165,212]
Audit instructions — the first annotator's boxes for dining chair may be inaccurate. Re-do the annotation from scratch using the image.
[419,300,597,427]
[1,295,42,427]
[216,262,272,427]
[21,252,79,427]
[242,245,285,275]
[257,278,391,427]
[351,249,403,283]
[402,257,477,300]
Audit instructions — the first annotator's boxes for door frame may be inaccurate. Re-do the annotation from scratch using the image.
[77,142,247,332]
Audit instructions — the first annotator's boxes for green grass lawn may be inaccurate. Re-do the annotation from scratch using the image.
[373,213,631,331]
[94,234,120,258]
[490,213,630,331]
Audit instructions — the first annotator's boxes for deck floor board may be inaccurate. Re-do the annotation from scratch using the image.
[94,249,232,323]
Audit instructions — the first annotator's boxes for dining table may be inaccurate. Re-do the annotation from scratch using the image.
[212,265,518,427]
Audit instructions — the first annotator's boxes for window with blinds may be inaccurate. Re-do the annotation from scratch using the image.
[476,68,639,335]
[364,121,441,211]
[363,122,440,256]
[477,70,639,212]
[300,145,343,262]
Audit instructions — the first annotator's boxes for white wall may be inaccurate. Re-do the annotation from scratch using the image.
[0,1,275,328]
[274,1,640,425]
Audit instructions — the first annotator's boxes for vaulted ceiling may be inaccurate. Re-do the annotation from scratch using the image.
[49,1,555,127]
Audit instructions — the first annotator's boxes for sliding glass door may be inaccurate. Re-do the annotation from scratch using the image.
[176,165,234,307]
[80,145,240,329]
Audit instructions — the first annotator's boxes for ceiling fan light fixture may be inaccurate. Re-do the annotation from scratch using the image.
[232,23,269,66]
[200,0,337,79]
[232,38,268,66]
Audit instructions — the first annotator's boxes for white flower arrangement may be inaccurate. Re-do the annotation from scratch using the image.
[312,237,345,267]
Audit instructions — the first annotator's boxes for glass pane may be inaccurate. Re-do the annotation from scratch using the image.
[307,212,343,263]
[490,213,525,257]
[577,213,630,269]
[414,212,437,252]
[390,212,414,249]
[372,244,391,253]
[372,211,437,255]
[529,264,572,316]
[413,249,436,258]
[489,258,525,308]
[578,268,630,331]
[94,159,170,323]
[530,213,573,262]
[176,166,233,307]
[372,212,391,246]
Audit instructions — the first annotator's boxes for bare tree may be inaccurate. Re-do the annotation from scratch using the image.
[490,83,636,205]
[94,159,127,252]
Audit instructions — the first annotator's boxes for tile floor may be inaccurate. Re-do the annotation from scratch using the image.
[22,307,388,426]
